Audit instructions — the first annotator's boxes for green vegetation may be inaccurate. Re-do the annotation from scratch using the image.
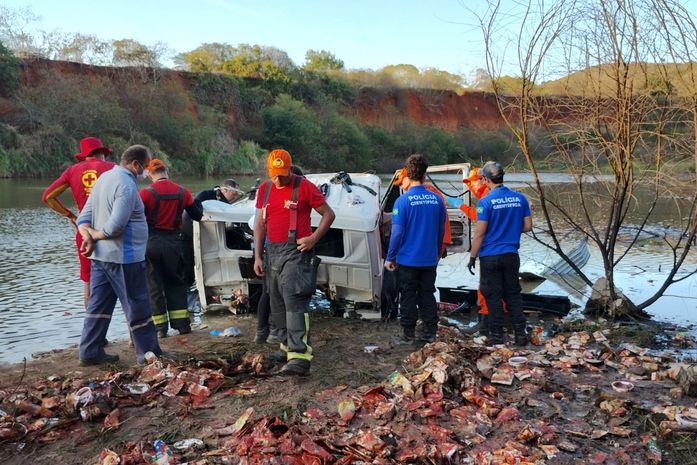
[0,53,495,177]
[0,11,491,178]
[0,41,19,97]
[2,4,695,179]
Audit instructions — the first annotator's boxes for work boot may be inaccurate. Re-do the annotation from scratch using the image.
[488,327,505,346]
[267,351,287,364]
[178,326,191,335]
[254,333,268,344]
[279,359,310,376]
[477,314,489,337]
[266,334,282,344]
[79,353,120,366]
[416,330,437,344]
[392,335,415,345]
[393,328,416,346]
[514,324,529,347]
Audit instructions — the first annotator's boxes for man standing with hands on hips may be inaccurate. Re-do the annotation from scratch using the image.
[253,149,335,376]
[467,161,532,346]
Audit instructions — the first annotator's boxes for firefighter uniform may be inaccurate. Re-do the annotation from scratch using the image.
[254,149,334,376]
[42,139,115,283]
[139,164,201,336]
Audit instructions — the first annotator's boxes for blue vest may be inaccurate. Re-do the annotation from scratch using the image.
[476,185,530,257]
[390,185,446,266]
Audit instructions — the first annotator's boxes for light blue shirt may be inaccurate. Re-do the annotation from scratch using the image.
[77,166,148,264]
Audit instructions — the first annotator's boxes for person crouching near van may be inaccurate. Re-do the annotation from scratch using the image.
[384,154,447,345]
[252,149,335,376]
[467,161,532,346]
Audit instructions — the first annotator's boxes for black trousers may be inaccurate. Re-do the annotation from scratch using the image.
[146,231,190,332]
[181,233,195,287]
[397,265,438,337]
[479,253,526,331]
[256,273,275,338]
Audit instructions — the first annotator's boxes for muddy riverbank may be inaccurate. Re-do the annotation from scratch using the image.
[1,313,697,464]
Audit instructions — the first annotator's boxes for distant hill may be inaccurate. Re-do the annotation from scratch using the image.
[538,62,696,97]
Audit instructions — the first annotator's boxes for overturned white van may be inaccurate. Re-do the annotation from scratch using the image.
[192,164,472,319]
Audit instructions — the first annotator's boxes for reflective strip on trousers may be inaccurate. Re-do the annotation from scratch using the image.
[168,309,189,320]
[151,313,168,326]
[287,313,313,361]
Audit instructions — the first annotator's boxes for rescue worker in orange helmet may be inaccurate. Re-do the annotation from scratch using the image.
[42,137,116,309]
[139,159,203,337]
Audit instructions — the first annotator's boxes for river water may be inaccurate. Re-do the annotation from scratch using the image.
[0,174,695,364]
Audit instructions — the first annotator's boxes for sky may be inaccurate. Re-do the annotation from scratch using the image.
[4,0,697,80]
[2,0,492,77]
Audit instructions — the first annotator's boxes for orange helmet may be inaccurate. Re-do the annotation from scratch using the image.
[463,167,489,199]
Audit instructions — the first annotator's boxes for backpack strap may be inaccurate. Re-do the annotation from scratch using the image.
[287,174,301,243]
[173,187,184,229]
[261,180,271,225]
[146,187,160,229]
[146,185,186,231]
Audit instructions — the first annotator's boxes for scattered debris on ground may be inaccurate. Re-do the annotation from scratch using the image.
[1,313,696,464]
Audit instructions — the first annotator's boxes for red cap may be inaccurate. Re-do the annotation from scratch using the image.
[74,137,112,161]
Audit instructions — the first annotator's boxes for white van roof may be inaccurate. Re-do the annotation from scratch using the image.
[200,172,382,233]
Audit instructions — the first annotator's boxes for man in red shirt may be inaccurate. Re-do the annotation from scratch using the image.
[42,137,115,308]
[139,159,203,337]
[253,149,335,376]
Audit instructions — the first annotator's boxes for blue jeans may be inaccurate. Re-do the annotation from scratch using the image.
[79,260,161,364]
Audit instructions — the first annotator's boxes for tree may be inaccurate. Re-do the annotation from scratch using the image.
[304,49,344,72]
[0,40,19,97]
[221,44,295,81]
[380,64,420,87]
[477,0,697,319]
[319,114,371,170]
[420,68,465,91]
[468,68,493,90]
[174,42,235,72]
[112,39,164,67]
[40,32,112,65]
[0,5,40,58]
[260,94,321,165]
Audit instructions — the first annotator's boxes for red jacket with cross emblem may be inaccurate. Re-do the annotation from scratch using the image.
[42,158,116,219]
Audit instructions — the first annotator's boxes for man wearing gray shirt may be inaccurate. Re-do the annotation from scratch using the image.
[77,145,162,365]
